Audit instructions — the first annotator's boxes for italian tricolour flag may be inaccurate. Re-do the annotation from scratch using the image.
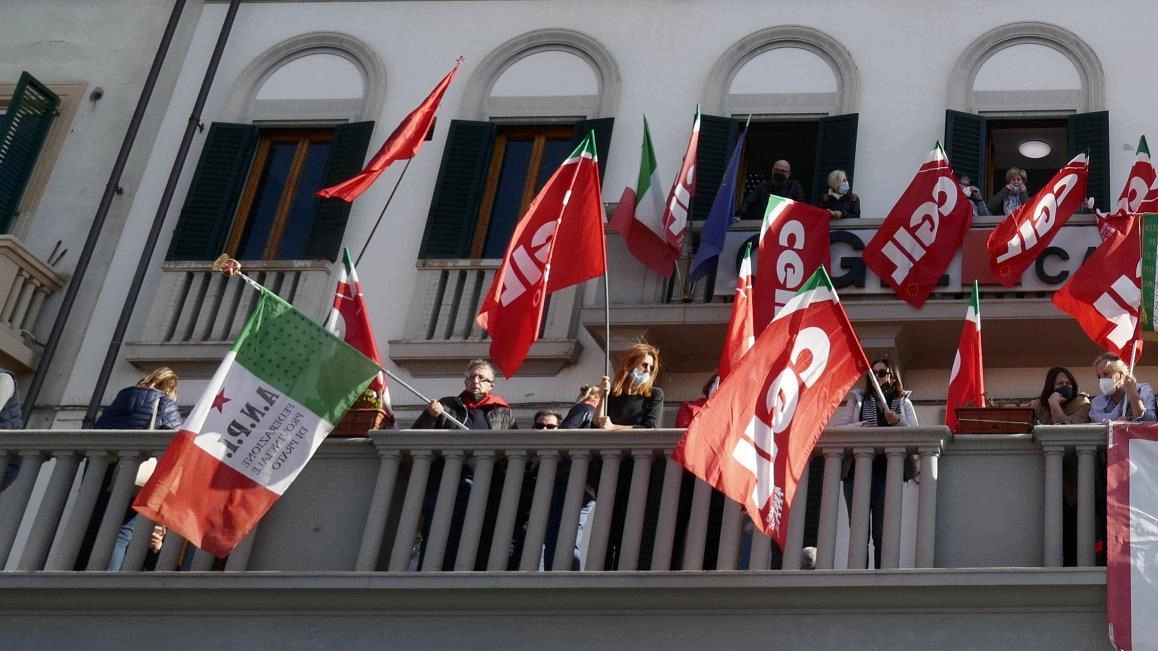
[134,289,380,556]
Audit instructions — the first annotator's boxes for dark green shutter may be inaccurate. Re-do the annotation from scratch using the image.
[812,113,859,203]
[693,114,740,221]
[570,117,614,181]
[419,119,496,258]
[944,110,988,195]
[303,121,374,260]
[0,72,59,233]
[167,122,257,260]
[1068,111,1110,211]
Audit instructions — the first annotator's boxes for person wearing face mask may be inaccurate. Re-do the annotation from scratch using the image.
[818,169,860,220]
[596,342,665,429]
[1029,367,1091,424]
[987,167,1031,216]
[958,174,990,217]
[675,374,719,428]
[736,159,809,220]
[1089,353,1157,422]
[830,357,918,569]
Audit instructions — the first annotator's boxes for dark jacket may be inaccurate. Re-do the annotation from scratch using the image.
[819,192,861,219]
[95,386,182,430]
[987,187,1030,215]
[412,392,517,430]
[737,179,808,219]
[0,370,22,430]
[560,402,596,429]
[607,387,665,428]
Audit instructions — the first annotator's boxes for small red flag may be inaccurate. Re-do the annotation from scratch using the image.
[862,145,972,308]
[324,247,393,426]
[987,154,1088,287]
[718,242,755,380]
[944,282,985,433]
[1097,136,1157,241]
[1051,217,1143,361]
[316,60,461,202]
[476,133,606,378]
[752,194,832,334]
[673,267,869,546]
[660,108,701,255]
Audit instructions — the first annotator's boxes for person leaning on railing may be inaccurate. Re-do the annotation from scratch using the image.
[1030,367,1091,425]
[1090,353,1157,423]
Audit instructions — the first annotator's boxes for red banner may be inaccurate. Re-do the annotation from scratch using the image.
[752,195,832,333]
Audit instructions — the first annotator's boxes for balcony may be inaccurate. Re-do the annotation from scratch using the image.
[125,260,333,376]
[0,235,65,373]
[0,425,1112,649]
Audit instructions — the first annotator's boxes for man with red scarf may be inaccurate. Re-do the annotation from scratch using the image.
[412,359,517,570]
[413,359,517,430]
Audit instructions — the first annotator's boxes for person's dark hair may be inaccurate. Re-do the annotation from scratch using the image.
[865,357,905,394]
[1039,367,1079,405]
[534,409,562,424]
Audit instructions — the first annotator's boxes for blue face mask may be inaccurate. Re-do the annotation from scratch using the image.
[1054,385,1074,401]
[838,180,849,194]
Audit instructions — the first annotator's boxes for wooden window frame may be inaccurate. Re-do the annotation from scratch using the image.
[470,125,573,258]
[227,129,334,260]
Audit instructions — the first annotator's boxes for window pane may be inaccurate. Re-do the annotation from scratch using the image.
[482,138,533,258]
[237,141,296,259]
[534,138,573,191]
[275,140,332,259]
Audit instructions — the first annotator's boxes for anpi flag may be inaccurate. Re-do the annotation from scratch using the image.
[987,153,1089,287]
[1107,423,1158,651]
[717,241,755,380]
[476,132,606,378]
[316,60,461,202]
[1051,217,1143,361]
[752,194,832,334]
[944,281,985,433]
[862,144,973,308]
[1098,136,1158,241]
[609,116,675,276]
[673,267,870,545]
[134,290,379,556]
[324,247,393,426]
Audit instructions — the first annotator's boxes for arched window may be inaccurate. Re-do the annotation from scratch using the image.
[420,29,620,259]
[698,26,860,215]
[168,34,384,262]
[945,23,1108,208]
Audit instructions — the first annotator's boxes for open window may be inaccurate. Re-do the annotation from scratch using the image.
[167,121,374,262]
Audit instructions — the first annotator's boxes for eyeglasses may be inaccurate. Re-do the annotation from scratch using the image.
[533,423,559,430]
[873,369,890,378]
[466,374,494,384]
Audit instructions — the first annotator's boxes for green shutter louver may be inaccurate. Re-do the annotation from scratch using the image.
[693,114,740,222]
[0,72,60,233]
[812,113,859,204]
[167,122,258,261]
[570,117,615,182]
[1068,111,1110,212]
[944,110,988,196]
[303,121,374,261]
[419,119,495,259]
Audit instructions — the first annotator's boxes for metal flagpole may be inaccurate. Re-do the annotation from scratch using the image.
[354,158,412,267]
[384,370,469,431]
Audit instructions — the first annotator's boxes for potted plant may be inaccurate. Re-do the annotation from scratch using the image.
[331,388,394,437]
[953,396,1035,434]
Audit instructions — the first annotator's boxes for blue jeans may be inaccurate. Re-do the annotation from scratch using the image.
[107,514,139,571]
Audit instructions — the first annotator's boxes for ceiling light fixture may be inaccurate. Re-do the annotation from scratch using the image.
[1018,139,1052,159]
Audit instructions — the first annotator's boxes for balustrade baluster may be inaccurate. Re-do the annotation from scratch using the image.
[355,450,401,571]
[584,449,622,571]
[682,479,712,570]
[0,450,46,566]
[915,447,940,568]
[486,450,527,571]
[1076,445,1097,567]
[154,530,186,571]
[45,452,112,570]
[519,451,559,571]
[1043,446,1065,567]
[118,514,156,572]
[847,447,874,569]
[815,449,844,569]
[649,456,684,571]
[617,449,654,571]
[551,452,590,572]
[782,461,811,570]
[17,450,80,570]
[454,450,495,571]
[85,453,142,570]
[422,449,465,572]
[716,500,743,570]
[880,447,906,569]
[388,450,432,571]
[224,525,258,571]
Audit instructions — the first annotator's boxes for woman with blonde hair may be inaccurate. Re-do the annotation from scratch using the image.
[1090,353,1156,422]
[988,167,1030,216]
[597,342,664,429]
[96,367,181,430]
[818,169,860,220]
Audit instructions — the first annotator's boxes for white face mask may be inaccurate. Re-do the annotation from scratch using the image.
[630,369,651,386]
[838,180,850,194]
[1099,377,1118,395]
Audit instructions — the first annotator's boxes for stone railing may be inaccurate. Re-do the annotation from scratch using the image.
[0,235,65,372]
[0,424,1110,573]
[124,260,332,375]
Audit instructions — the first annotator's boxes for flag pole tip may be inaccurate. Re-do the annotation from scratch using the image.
[212,254,242,277]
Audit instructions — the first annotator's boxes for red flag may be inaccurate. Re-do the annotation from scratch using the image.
[476,133,606,378]
[944,282,985,433]
[1051,218,1143,360]
[1107,422,1158,651]
[324,247,393,427]
[862,145,972,308]
[316,60,461,202]
[660,107,701,257]
[987,154,1088,287]
[718,242,755,380]
[609,116,678,276]
[673,267,869,546]
[1097,136,1157,241]
[752,194,832,334]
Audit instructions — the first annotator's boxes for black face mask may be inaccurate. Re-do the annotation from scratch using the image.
[772,171,788,185]
[1054,385,1074,401]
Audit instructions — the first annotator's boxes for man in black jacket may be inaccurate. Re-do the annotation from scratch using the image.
[737,159,808,220]
[413,359,516,430]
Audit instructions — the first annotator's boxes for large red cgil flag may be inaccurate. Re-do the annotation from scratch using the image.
[476,132,606,378]
[987,153,1088,287]
[1051,217,1143,362]
[862,144,973,308]
[751,194,832,334]
[673,267,869,546]
[316,59,462,202]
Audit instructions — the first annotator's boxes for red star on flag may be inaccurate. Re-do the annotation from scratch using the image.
[211,389,231,412]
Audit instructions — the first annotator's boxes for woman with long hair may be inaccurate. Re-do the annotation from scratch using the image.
[1029,367,1091,424]
[596,342,664,429]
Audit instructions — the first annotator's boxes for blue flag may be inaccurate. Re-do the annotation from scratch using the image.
[688,128,748,284]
